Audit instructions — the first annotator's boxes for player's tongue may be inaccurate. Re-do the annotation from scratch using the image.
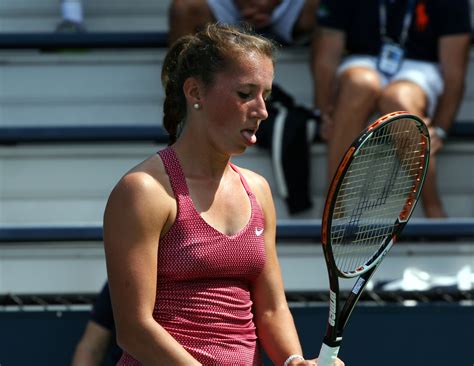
[241,129,257,145]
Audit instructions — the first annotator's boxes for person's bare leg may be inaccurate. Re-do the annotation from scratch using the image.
[378,80,447,218]
[419,154,446,217]
[168,0,215,45]
[292,0,319,41]
[327,67,381,182]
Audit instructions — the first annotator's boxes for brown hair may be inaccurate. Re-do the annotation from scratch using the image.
[161,23,277,144]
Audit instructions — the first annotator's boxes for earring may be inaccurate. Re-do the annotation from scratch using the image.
[193,103,200,110]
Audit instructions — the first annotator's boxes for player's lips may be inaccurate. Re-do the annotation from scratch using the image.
[241,127,258,145]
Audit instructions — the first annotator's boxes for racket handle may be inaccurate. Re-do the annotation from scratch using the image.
[317,342,340,366]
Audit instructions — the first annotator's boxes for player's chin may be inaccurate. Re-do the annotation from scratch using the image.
[229,140,251,156]
[232,143,249,156]
[227,132,257,156]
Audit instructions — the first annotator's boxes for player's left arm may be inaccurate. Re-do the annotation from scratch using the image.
[430,33,471,152]
[242,169,310,365]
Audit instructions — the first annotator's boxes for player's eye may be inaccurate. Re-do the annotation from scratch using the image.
[238,91,251,100]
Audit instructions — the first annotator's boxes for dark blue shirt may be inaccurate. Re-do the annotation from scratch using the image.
[317,0,472,62]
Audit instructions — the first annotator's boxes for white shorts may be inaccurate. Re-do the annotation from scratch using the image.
[337,55,444,116]
[207,0,305,44]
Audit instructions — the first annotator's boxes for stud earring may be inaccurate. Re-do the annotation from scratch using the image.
[193,103,200,110]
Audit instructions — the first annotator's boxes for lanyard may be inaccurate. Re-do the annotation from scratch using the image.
[379,0,416,47]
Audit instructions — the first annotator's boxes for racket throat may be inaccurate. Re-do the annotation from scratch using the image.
[324,290,343,343]
[323,335,343,348]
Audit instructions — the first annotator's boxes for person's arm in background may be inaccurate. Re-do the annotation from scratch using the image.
[71,321,112,366]
[310,27,345,140]
[71,283,117,366]
[428,33,471,153]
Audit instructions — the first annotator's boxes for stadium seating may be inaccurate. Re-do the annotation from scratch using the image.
[0,0,473,294]
[0,2,473,365]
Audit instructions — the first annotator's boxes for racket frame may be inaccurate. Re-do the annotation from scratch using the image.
[317,111,430,363]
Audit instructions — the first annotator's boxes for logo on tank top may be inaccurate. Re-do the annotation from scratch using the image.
[255,227,264,236]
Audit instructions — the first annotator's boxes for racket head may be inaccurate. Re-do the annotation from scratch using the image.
[321,111,430,278]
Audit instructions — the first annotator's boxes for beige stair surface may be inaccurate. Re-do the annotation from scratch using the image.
[0,140,473,227]
[0,0,170,32]
[1,237,472,294]
[0,0,473,297]
[1,46,473,126]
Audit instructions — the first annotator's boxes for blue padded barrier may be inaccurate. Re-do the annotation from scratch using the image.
[1,218,473,243]
[0,31,169,50]
[0,125,169,144]
[0,30,472,50]
[276,218,474,241]
[1,121,473,145]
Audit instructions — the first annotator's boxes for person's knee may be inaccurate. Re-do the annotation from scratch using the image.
[169,0,210,23]
[169,0,214,44]
[378,82,427,114]
[338,68,381,102]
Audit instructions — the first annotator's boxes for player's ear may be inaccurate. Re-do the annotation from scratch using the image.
[183,76,203,107]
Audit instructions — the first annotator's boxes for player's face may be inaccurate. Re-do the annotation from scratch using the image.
[202,52,274,154]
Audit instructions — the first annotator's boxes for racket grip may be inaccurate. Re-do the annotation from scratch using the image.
[317,342,340,366]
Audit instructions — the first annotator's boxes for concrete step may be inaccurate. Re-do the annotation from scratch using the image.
[0,51,164,127]
[0,141,473,226]
[1,48,473,126]
[0,0,170,32]
[1,236,472,294]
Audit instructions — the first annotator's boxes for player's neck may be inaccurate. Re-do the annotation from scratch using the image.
[172,137,231,181]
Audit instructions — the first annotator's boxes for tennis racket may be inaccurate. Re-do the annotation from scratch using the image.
[317,111,430,366]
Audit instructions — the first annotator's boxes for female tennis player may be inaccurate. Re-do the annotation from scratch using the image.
[103,23,344,366]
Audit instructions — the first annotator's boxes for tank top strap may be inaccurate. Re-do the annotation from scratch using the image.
[157,146,190,199]
[229,162,254,198]
[229,163,264,230]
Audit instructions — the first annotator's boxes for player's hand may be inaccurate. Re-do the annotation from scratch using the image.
[285,357,344,366]
[285,358,316,366]
[313,357,345,366]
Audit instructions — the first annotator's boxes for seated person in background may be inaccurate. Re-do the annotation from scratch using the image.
[56,0,86,32]
[56,0,85,32]
[71,282,122,366]
[168,0,319,46]
[311,0,472,218]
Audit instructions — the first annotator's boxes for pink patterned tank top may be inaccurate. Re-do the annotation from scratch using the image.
[118,147,266,365]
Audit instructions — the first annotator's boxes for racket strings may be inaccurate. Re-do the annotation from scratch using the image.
[331,119,426,274]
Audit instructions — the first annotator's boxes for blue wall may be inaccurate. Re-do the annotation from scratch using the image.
[0,304,472,365]
[292,304,474,365]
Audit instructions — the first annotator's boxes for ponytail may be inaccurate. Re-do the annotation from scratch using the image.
[161,36,191,144]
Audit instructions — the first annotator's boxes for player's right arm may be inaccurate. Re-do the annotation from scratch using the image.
[103,158,201,365]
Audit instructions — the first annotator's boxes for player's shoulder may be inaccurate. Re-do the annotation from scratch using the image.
[108,153,172,210]
[232,164,272,197]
